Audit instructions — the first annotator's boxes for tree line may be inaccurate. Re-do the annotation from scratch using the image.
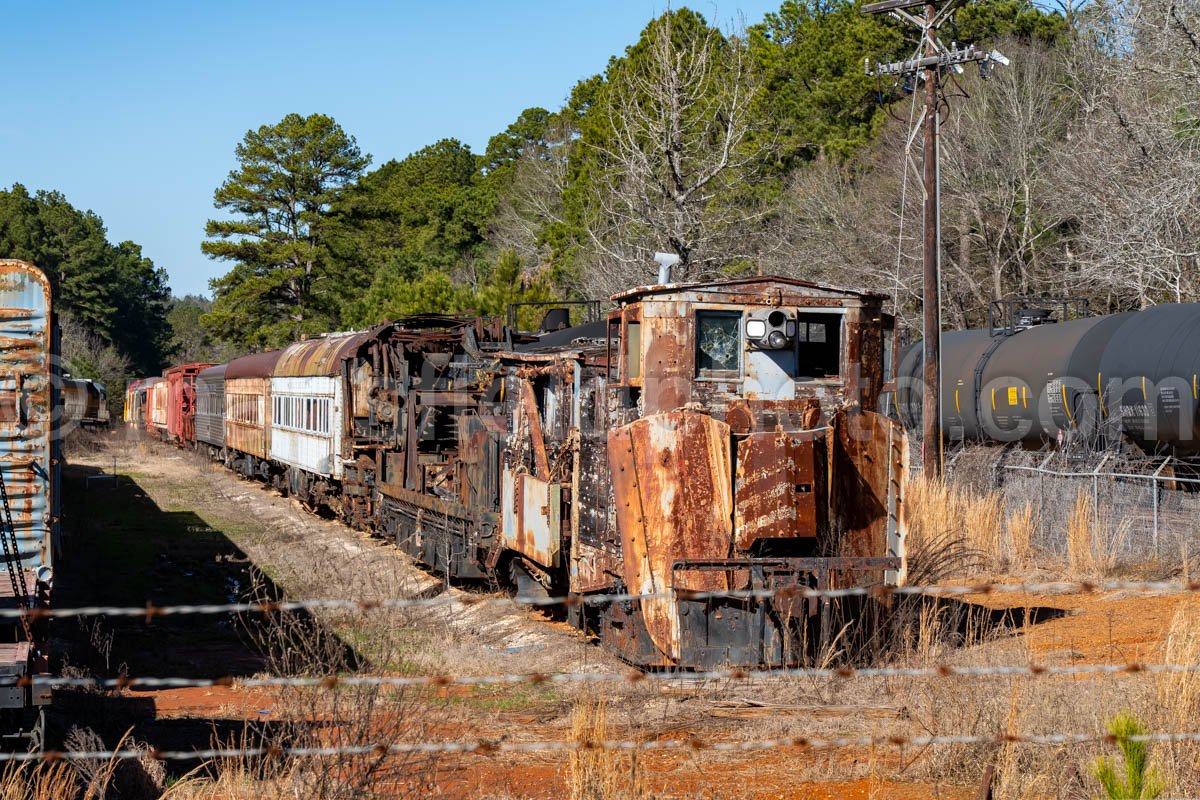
[0,184,172,407]
[200,0,1090,349]
[4,0,1194,388]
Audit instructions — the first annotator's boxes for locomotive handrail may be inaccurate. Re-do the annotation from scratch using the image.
[0,465,31,644]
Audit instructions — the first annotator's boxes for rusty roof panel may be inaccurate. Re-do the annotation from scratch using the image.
[197,364,227,380]
[611,275,884,305]
[274,331,374,378]
[225,349,283,380]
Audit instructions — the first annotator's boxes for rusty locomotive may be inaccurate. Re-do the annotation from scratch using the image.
[156,276,909,668]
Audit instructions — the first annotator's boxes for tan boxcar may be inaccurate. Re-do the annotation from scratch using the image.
[224,350,282,477]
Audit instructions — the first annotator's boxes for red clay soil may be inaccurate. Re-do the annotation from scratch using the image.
[963,589,1188,663]
[429,752,975,799]
[128,686,275,719]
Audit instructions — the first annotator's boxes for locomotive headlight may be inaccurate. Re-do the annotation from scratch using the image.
[746,310,795,349]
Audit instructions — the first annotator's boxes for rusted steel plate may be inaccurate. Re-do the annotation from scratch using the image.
[641,314,692,413]
[608,410,732,663]
[500,470,560,568]
[734,428,824,550]
[517,380,550,480]
[828,410,908,585]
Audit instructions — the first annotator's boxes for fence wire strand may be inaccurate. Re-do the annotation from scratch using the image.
[18,731,1200,764]
[20,577,1200,621]
[24,660,1200,691]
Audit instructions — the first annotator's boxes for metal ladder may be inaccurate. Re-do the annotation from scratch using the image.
[0,467,32,643]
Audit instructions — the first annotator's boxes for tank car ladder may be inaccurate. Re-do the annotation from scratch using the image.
[0,467,33,643]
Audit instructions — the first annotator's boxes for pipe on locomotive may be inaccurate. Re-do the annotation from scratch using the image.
[894,303,1200,456]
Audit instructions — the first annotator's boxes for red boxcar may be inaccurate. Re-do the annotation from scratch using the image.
[164,363,214,447]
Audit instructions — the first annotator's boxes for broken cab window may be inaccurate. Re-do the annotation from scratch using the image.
[795,312,841,379]
[696,311,742,377]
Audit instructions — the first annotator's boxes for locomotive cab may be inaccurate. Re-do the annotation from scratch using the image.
[594,277,908,668]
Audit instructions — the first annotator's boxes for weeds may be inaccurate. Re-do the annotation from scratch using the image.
[568,694,645,800]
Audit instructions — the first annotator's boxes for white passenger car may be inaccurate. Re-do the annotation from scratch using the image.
[269,332,363,480]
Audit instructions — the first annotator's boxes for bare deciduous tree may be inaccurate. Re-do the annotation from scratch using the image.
[1061,0,1200,307]
[580,12,768,295]
[488,117,576,269]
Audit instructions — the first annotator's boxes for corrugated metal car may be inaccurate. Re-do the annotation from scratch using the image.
[194,364,227,454]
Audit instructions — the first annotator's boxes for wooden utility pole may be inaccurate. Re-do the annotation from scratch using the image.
[863,0,1003,477]
[921,0,942,476]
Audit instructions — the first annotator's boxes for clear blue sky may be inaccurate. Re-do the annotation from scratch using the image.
[1,0,782,298]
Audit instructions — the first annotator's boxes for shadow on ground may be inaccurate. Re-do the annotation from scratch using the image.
[47,457,319,771]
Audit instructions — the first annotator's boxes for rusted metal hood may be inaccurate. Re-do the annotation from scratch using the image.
[608,411,733,662]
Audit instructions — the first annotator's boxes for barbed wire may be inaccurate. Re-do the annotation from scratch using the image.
[24,660,1200,691]
[21,577,1200,621]
[18,730,1200,764]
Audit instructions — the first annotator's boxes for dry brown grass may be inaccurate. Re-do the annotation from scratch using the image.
[905,476,1003,573]
[1005,501,1037,568]
[1153,599,1200,794]
[0,759,78,800]
[1065,489,1129,578]
[568,694,646,800]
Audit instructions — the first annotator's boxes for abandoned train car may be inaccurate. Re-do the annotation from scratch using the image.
[62,378,109,429]
[164,275,908,669]
[194,363,227,457]
[145,377,168,439]
[164,362,214,447]
[0,260,60,730]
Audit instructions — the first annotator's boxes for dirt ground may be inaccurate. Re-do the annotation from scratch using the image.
[50,431,1192,799]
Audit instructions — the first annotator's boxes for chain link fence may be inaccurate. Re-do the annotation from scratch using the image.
[944,446,1200,563]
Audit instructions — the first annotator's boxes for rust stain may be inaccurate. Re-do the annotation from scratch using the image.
[734,427,825,550]
[518,380,550,481]
[608,410,732,663]
[827,410,907,586]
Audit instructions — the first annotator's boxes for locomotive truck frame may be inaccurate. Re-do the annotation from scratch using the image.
[139,276,910,669]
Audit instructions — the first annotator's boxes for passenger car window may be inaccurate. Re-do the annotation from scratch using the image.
[696,311,742,376]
